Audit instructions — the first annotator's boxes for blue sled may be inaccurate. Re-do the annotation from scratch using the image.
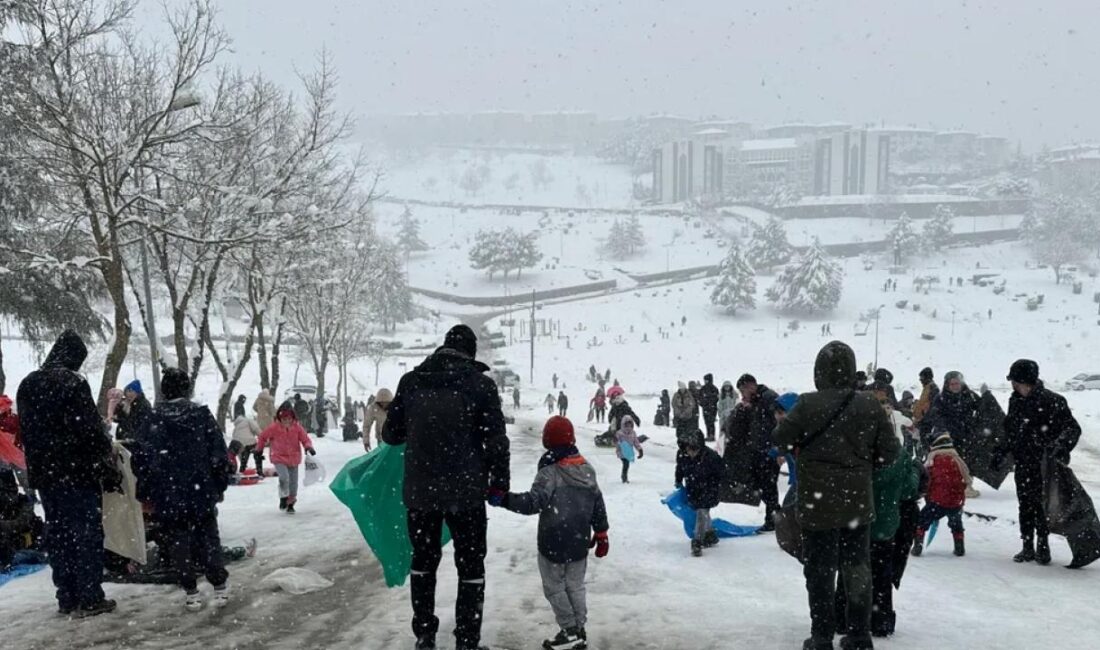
[661,487,760,539]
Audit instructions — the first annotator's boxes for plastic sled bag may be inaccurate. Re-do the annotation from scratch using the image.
[0,431,25,470]
[774,487,802,562]
[303,458,326,487]
[1042,454,1100,568]
[260,567,333,595]
[587,407,595,423]
[661,487,758,539]
[330,443,451,587]
[618,440,636,463]
[967,392,1013,489]
[102,444,146,564]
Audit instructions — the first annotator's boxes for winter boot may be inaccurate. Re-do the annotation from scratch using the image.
[691,539,703,557]
[1013,539,1036,563]
[285,503,296,515]
[279,497,287,511]
[75,599,117,619]
[953,534,965,557]
[871,611,896,638]
[212,584,229,608]
[542,628,584,650]
[911,529,924,557]
[414,636,436,650]
[703,529,719,548]
[839,634,874,650]
[184,590,204,612]
[803,637,835,650]
[1036,536,1051,565]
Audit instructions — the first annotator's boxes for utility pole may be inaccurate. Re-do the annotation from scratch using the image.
[529,289,536,384]
[141,175,163,403]
[873,307,881,369]
[952,309,956,338]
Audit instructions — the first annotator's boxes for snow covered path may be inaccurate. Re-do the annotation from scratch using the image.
[3,406,1097,649]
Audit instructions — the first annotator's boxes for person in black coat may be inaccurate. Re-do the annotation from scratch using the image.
[920,371,980,463]
[134,368,230,610]
[233,394,247,420]
[115,379,153,444]
[677,433,724,556]
[725,374,781,530]
[382,324,510,650]
[698,374,720,442]
[15,330,118,617]
[657,389,671,427]
[997,360,1082,565]
[292,394,311,434]
[557,391,569,417]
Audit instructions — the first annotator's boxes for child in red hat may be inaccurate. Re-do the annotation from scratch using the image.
[491,416,608,650]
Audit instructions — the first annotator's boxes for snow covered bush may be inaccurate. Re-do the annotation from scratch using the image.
[887,213,918,262]
[468,227,543,280]
[602,214,646,259]
[748,217,793,272]
[766,243,843,313]
[709,243,757,315]
[395,206,428,252]
[922,204,955,252]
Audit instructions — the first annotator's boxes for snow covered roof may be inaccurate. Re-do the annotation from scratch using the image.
[936,130,978,137]
[694,128,729,136]
[740,138,799,151]
[869,125,935,134]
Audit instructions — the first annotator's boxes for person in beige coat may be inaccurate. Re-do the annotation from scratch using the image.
[252,390,276,430]
[363,388,393,450]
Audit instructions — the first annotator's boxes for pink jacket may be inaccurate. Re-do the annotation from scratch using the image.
[256,421,313,466]
[614,429,643,460]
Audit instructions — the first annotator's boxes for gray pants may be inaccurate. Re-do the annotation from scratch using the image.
[694,508,713,541]
[275,464,299,501]
[538,554,588,631]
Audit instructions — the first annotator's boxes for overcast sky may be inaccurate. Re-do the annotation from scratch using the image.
[140,1,1100,148]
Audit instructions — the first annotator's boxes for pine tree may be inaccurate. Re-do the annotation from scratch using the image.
[887,212,918,262]
[748,217,793,272]
[922,204,955,252]
[469,229,506,279]
[624,214,646,255]
[395,205,428,252]
[603,215,646,259]
[468,227,542,280]
[766,243,844,313]
[509,230,543,278]
[367,243,413,331]
[710,243,757,315]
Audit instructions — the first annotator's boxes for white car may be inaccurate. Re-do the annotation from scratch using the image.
[1066,374,1100,391]
[284,385,318,401]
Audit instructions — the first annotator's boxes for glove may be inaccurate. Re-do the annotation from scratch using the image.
[590,531,609,558]
[486,488,507,507]
[101,465,124,494]
[306,447,317,456]
[637,448,644,459]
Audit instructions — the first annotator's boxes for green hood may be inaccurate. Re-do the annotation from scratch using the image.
[814,340,856,390]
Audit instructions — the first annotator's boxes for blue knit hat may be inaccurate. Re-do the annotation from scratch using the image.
[124,379,144,395]
[775,392,799,413]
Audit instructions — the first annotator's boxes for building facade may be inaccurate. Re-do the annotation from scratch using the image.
[813,130,891,196]
[653,130,732,203]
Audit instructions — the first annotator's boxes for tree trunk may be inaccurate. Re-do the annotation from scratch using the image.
[315,351,328,434]
[0,336,5,394]
[374,359,381,385]
[336,358,344,411]
[98,262,132,416]
[172,307,189,376]
[256,316,269,389]
[271,319,284,397]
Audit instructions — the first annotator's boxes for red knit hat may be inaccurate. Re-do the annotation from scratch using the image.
[542,416,575,448]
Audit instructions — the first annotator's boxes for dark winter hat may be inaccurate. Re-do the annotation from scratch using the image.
[542,416,575,449]
[443,324,478,358]
[815,341,858,390]
[919,367,935,382]
[735,373,757,388]
[855,371,868,383]
[684,429,706,450]
[873,368,893,385]
[931,433,954,450]
[775,392,799,413]
[124,379,144,395]
[1007,359,1039,385]
[703,373,714,383]
[943,370,965,386]
[161,368,192,401]
[42,329,88,372]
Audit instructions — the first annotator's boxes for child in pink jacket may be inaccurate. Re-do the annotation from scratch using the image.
[614,415,644,483]
[256,404,315,514]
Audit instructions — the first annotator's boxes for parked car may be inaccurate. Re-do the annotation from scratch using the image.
[283,385,318,401]
[1066,374,1100,391]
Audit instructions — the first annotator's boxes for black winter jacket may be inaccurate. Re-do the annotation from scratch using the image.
[678,445,725,510]
[16,332,114,491]
[724,384,779,456]
[919,387,979,443]
[607,399,639,432]
[134,398,230,519]
[115,395,152,443]
[1002,382,1081,467]
[699,381,720,417]
[383,347,510,511]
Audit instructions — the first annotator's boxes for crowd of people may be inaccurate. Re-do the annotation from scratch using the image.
[0,325,1096,650]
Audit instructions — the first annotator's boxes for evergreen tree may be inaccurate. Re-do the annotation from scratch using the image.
[509,229,543,278]
[766,243,844,313]
[748,217,793,272]
[395,205,428,252]
[468,227,543,280]
[709,243,757,315]
[367,243,413,331]
[887,212,918,262]
[603,215,647,259]
[923,204,955,252]
[469,229,506,279]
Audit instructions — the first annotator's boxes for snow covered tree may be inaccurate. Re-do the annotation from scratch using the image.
[508,229,543,278]
[709,243,757,315]
[396,205,428,252]
[469,229,507,279]
[1029,195,1089,284]
[603,215,646,259]
[923,204,955,252]
[368,243,414,331]
[766,243,844,313]
[887,213,918,263]
[529,159,554,190]
[748,217,794,272]
[459,165,484,196]
[469,228,543,280]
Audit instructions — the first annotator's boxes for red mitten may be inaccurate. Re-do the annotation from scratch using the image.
[590,531,609,558]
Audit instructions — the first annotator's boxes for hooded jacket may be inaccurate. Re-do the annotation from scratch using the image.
[717,383,737,428]
[256,408,313,466]
[919,385,980,444]
[382,347,510,511]
[1002,381,1081,466]
[724,383,780,456]
[114,393,152,443]
[16,331,114,491]
[679,445,725,510]
[671,385,697,422]
[773,341,900,531]
[505,451,609,563]
[925,444,972,509]
[364,388,392,444]
[134,398,229,518]
[698,377,720,417]
[232,415,261,446]
[252,390,276,429]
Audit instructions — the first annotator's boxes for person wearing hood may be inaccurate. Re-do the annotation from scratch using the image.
[997,359,1082,566]
[774,341,899,650]
[382,324,510,650]
[0,395,31,500]
[717,382,737,432]
[133,369,231,612]
[920,371,981,496]
[911,434,970,560]
[605,385,638,435]
[231,413,263,475]
[614,415,645,483]
[545,393,556,415]
[677,432,724,557]
[557,391,569,417]
[724,373,781,531]
[655,389,671,427]
[911,367,939,429]
[292,393,312,434]
[256,403,315,514]
[232,394,247,420]
[16,330,119,618]
[364,388,393,451]
[252,389,276,430]
[699,374,721,442]
[671,382,698,437]
[114,379,152,444]
[590,385,607,424]
[870,368,898,410]
[494,416,608,650]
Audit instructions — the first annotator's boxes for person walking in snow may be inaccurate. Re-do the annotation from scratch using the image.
[557,391,569,417]
[698,374,720,442]
[996,359,1083,566]
[255,403,315,514]
[655,389,671,427]
[134,369,231,611]
[671,382,698,438]
[911,434,970,559]
[774,341,899,650]
[590,385,607,424]
[493,416,608,650]
[231,413,263,475]
[552,373,559,389]
[676,432,723,557]
[724,374,781,531]
[252,389,276,430]
[363,388,392,451]
[911,367,939,430]
[233,394,247,420]
[920,371,982,497]
[512,386,521,409]
[545,393,556,415]
[382,324,510,650]
[113,379,152,444]
[292,393,311,434]
[614,415,644,483]
[16,330,119,618]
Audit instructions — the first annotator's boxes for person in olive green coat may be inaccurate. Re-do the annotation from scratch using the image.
[774,341,900,650]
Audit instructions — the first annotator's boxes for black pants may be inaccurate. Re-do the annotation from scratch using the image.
[1015,460,1049,542]
[39,487,106,610]
[891,499,920,588]
[595,406,606,423]
[621,459,630,482]
[917,503,964,536]
[559,407,567,417]
[834,539,895,635]
[158,512,228,592]
[239,444,264,475]
[751,456,781,520]
[702,412,717,440]
[408,505,488,647]
[803,525,872,642]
